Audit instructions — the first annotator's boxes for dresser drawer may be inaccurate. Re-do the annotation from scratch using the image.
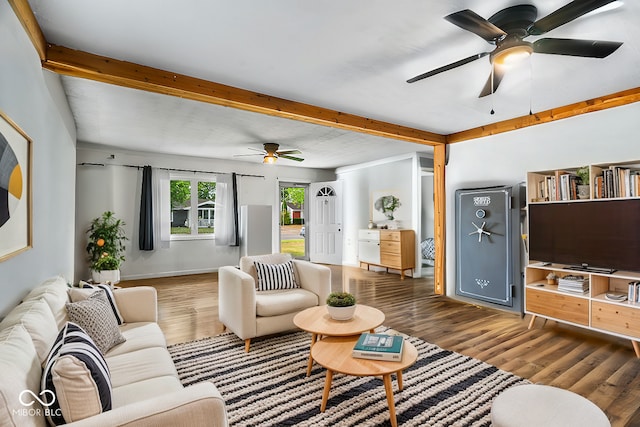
[380,241,400,253]
[592,301,640,339]
[526,288,589,326]
[380,253,401,268]
[380,230,401,242]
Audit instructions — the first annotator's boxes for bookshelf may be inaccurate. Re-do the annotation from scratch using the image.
[526,160,640,203]
[526,160,640,358]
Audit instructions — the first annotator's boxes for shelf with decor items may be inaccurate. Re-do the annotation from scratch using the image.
[525,263,640,357]
[526,160,640,204]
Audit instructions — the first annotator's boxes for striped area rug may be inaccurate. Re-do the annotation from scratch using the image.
[168,330,529,426]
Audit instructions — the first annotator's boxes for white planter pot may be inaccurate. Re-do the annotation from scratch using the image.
[327,305,356,321]
[91,269,121,285]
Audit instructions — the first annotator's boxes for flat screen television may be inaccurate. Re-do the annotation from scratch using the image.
[528,199,640,273]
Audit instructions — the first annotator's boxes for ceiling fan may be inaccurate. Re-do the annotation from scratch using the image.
[235,143,304,164]
[407,0,623,97]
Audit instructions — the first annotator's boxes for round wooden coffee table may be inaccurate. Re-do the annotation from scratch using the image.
[311,335,418,427]
[293,304,385,376]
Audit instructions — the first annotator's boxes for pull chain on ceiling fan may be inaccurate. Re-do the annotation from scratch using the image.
[407,0,623,97]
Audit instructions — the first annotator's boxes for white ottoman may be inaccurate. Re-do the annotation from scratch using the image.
[491,384,610,427]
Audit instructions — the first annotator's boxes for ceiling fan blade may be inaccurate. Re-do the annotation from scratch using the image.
[479,64,506,98]
[407,52,490,83]
[233,153,264,157]
[533,38,622,58]
[248,147,267,153]
[276,149,302,155]
[445,9,507,42]
[280,155,304,162]
[529,0,617,35]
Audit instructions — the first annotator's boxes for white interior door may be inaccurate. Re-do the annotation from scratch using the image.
[309,180,342,264]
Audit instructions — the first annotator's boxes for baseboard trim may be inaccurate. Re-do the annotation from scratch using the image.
[121,268,218,281]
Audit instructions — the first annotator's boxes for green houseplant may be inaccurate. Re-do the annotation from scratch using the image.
[326,292,356,320]
[86,211,128,284]
[576,167,590,199]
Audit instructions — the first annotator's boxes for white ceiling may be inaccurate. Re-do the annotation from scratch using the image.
[28,0,640,169]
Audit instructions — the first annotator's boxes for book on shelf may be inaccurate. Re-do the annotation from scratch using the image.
[628,282,640,303]
[594,166,640,199]
[352,333,404,361]
[557,275,589,293]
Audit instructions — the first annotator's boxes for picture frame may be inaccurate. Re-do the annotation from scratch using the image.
[0,110,32,262]
[371,189,402,222]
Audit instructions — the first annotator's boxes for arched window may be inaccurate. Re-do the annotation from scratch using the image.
[316,186,335,197]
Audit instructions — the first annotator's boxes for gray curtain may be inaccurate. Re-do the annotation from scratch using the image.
[139,165,154,250]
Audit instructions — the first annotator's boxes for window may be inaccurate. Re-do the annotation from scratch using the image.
[169,175,216,239]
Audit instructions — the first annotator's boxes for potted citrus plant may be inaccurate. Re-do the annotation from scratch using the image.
[86,211,128,284]
[326,292,356,320]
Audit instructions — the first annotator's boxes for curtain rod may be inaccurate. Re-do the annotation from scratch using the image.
[77,162,264,178]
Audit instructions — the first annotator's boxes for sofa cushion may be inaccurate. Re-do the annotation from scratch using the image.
[66,290,126,354]
[107,322,167,357]
[106,347,179,388]
[255,260,299,291]
[0,298,58,364]
[42,322,112,426]
[0,324,44,427]
[112,376,183,408]
[255,288,319,317]
[23,276,70,328]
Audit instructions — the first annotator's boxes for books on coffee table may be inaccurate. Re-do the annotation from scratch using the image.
[352,333,404,361]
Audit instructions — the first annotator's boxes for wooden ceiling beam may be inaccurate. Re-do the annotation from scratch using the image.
[8,0,47,61]
[43,44,446,146]
[447,87,640,144]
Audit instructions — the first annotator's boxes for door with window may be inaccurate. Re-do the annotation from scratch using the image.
[279,182,308,259]
[309,180,342,264]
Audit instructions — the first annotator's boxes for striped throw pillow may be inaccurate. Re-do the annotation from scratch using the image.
[81,282,124,324]
[255,260,299,291]
[42,322,112,425]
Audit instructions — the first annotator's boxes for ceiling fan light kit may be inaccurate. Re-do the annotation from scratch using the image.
[407,0,623,97]
[235,142,305,164]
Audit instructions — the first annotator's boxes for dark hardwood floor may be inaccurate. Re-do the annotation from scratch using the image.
[120,265,640,426]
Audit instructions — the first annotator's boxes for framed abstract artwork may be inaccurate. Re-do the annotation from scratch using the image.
[0,110,32,262]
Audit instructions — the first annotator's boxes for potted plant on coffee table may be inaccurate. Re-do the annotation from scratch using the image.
[326,292,356,320]
[86,211,128,284]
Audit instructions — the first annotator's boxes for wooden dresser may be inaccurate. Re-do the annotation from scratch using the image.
[359,229,415,280]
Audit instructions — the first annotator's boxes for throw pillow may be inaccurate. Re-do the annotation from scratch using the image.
[42,322,112,426]
[66,290,126,354]
[80,282,124,324]
[255,260,299,291]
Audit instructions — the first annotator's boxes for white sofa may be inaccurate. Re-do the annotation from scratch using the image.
[0,276,227,426]
[218,253,331,352]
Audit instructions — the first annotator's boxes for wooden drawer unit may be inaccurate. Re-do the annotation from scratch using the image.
[592,301,640,339]
[525,263,640,357]
[526,287,589,326]
[359,229,415,280]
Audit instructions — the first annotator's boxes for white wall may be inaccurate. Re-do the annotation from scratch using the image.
[75,145,335,281]
[445,103,640,297]
[0,3,77,316]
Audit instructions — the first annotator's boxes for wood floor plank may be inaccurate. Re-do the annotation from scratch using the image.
[119,265,640,426]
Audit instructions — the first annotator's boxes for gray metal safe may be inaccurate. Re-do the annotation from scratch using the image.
[455,185,525,313]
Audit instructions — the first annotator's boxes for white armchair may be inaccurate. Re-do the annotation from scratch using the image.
[218,253,331,352]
